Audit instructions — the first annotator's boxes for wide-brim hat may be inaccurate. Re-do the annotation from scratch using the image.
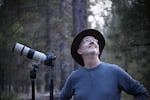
[71,29,105,66]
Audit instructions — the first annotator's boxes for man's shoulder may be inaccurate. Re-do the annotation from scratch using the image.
[101,62,118,68]
[101,62,124,71]
[68,68,84,79]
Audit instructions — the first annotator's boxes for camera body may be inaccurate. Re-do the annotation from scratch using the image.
[13,43,56,66]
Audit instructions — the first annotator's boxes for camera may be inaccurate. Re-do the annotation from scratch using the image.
[13,43,56,66]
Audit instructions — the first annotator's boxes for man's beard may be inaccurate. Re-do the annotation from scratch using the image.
[86,48,99,55]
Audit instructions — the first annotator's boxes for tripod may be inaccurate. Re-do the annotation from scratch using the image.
[30,64,38,100]
[29,53,56,100]
[45,53,56,100]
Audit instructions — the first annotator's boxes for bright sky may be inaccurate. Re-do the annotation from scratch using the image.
[88,0,112,32]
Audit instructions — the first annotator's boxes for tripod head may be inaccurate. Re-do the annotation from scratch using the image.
[45,53,56,66]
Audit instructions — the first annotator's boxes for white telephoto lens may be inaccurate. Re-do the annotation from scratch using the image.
[13,43,25,55]
[13,43,47,64]
[32,51,47,64]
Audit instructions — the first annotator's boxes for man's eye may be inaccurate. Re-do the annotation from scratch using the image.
[94,39,98,43]
[84,39,89,42]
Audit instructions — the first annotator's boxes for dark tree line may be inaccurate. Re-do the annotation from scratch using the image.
[104,0,150,99]
[0,0,87,99]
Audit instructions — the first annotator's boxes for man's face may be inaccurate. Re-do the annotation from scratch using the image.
[77,36,100,56]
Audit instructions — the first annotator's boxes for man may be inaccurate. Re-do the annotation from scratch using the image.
[59,29,149,100]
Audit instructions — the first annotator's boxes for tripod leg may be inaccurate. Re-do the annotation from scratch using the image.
[32,80,35,100]
[50,79,54,100]
[30,65,37,100]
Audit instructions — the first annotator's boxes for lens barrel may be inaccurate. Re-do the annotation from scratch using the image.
[13,43,47,64]
[13,43,56,66]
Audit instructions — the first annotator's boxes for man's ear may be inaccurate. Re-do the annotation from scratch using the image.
[77,48,82,54]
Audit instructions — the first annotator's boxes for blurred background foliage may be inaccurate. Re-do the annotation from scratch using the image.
[0,0,149,100]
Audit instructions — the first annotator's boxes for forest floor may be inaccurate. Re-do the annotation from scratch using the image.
[18,92,59,100]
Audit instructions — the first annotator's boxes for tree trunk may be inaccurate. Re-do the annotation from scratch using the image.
[45,0,51,50]
[72,0,87,69]
[44,0,52,92]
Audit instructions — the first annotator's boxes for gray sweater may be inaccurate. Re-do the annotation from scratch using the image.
[60,62,148,100]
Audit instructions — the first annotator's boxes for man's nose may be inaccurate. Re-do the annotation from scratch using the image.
[89,41,95,44]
